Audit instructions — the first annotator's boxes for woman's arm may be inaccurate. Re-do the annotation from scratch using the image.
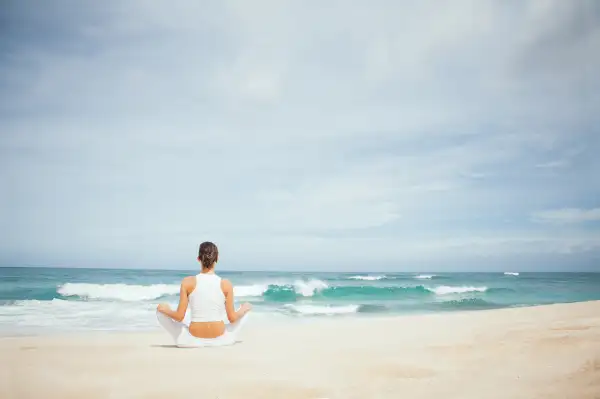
[157,277,192,322]
[221,279,251,323]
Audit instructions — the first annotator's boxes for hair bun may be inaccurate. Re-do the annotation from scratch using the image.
[198,241,219,269]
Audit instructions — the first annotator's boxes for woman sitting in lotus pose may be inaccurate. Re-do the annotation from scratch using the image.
[156,241,252,347]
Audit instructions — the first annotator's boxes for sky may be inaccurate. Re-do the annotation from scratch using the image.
[1,1,599,272]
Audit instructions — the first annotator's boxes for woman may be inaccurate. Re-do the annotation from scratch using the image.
[156,241,252,347]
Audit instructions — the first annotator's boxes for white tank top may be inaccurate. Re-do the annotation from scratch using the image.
[189,273,226,322]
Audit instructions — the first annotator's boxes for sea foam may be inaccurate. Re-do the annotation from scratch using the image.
[283,304,359,315]
[57,283,179,301]
[348,275,386,281]
[57,279,331,302]
[234,284,270,297]
[235,279,329,298]
[293,279,329,296]
[430,286,488,295]
[0,298,157,331]
[504,272,519,276]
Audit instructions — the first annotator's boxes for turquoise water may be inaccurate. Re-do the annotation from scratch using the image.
[1,267,599,334]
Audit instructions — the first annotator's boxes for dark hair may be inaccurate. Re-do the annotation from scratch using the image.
[198,241,219,269]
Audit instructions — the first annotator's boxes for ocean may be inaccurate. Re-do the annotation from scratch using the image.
[1,267,599,335]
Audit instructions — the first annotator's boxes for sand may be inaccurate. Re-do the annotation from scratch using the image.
[1,301,599,399]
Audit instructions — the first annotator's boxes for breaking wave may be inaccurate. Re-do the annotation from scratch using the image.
[57,283,179,301]
[53,281,495,303]
[430,286,488,295]
[348,275,387,281]
[235,279,329,298]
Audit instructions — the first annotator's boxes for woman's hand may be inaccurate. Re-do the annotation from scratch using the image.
[239,302,252,315]
[157,303,171,314]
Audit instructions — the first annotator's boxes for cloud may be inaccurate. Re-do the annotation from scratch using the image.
[1,1,599,270]
[535,160,569,169]
[532,208,600,224]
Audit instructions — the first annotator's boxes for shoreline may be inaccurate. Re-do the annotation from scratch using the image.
[2,300,599,398]
[1,299,600,338]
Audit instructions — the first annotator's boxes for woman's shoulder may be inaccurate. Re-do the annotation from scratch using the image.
[181,275,197,288]
[220,278,233,291]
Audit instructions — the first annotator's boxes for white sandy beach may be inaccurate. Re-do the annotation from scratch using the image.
[1,301,599,399]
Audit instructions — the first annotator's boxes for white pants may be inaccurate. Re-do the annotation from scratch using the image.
[156,311,249,347]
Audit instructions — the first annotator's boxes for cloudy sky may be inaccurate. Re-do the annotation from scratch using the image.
[1,1,599,271]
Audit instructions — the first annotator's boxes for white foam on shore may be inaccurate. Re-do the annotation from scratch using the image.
[57,283,179,301]
[431,286,488,295]
[0,299,284,334]
[283,304,360,315]
[0,299,157,331]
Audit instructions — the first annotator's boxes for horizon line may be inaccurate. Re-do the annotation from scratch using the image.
[0,265,598,273]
